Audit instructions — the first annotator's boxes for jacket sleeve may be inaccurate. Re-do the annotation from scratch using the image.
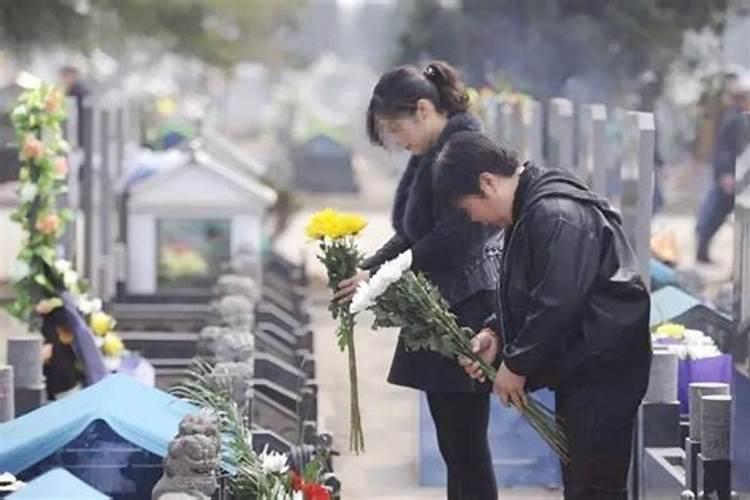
[361,233,410,272]
[409,207,478,272]
[502,215,600,377]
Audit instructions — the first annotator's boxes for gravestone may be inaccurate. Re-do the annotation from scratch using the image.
[293,134,358,193]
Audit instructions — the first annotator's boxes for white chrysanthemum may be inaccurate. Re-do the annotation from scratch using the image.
[54,259,72,273]
[395,249,413,272]
[63,269,79,289]
[259,445,289,474]
[19,183,38,203]
[350,281,374,314]
[78,295,103,315]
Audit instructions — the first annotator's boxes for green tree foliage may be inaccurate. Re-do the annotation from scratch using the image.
[0,0,304,69]
[397,0,730,105]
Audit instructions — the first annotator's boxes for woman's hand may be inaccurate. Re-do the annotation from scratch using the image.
[459,328,501,382]
[333,269,370,302]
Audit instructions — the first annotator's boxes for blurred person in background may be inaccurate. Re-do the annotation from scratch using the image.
[336,61,503,500]
[695,74,750,263]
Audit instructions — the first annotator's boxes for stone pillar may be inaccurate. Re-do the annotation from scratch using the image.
[621,111,655,288]
[644,350,679,403]
[524,99,544,165]
[580,103,608,195]
[7,336,43,388]
[548,97,575,171]
[7,336,46,415]
[689,382,730,441]
[700,395,732,460]
[0,365,14,422]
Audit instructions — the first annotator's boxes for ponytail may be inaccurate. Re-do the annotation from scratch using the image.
[422,61,470,116]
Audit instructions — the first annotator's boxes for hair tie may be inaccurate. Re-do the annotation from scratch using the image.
[423,65,439,81]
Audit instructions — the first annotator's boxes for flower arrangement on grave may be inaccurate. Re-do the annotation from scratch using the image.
[7,83,124,369]
[174,362,332,500]
[305,208,367,454]
[350,250,570,463]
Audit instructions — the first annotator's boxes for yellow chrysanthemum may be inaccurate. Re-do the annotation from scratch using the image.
[341,213,367,236]
[90,312,116,337]
[102,333,125,357]
[654,322,685,338]
[305,208,367,240]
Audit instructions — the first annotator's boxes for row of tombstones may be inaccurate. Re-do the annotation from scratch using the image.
[143,252,339,499]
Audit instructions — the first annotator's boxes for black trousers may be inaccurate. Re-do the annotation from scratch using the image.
[426,391,498,500]
[555,363,649,500]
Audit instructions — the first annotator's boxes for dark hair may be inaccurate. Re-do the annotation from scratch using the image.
[366,61,470,146]
[434,131,520,204]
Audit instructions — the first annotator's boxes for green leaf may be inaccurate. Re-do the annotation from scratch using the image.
[33,273,54,291]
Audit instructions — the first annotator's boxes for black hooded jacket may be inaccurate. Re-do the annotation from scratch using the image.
[495,165,652,389]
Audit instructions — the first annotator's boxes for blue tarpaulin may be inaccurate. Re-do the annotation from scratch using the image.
[8,468,111,499]
[0,374,196,474]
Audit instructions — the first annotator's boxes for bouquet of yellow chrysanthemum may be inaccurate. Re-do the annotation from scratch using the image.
[306,208,368,453]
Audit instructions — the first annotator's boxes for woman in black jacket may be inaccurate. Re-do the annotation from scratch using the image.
[337,62,502,500]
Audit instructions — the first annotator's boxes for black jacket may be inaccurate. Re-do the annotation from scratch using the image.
[362,113,503,392]
[495,165,652,390]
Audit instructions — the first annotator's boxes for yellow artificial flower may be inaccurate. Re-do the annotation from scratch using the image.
[102,333,125,357]
[90,311,116,336]
[655,322,685,338]
[305,208,367,240]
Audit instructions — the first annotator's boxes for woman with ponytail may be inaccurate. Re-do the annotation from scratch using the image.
[336,61,502,500]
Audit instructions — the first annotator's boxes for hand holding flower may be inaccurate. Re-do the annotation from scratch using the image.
[334,269,369,302]
[460,328,500,383]
[494,362,527,409]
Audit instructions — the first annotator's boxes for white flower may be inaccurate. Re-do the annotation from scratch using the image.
[10,260,30,281]
[292,491,304,500]
[77,295,102,315]
[350,281,374,314]
[54,259,72,274]
[259,445,289,475]
[18,183,38,203]
[63,269,79,289]
[395,249,413,272]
